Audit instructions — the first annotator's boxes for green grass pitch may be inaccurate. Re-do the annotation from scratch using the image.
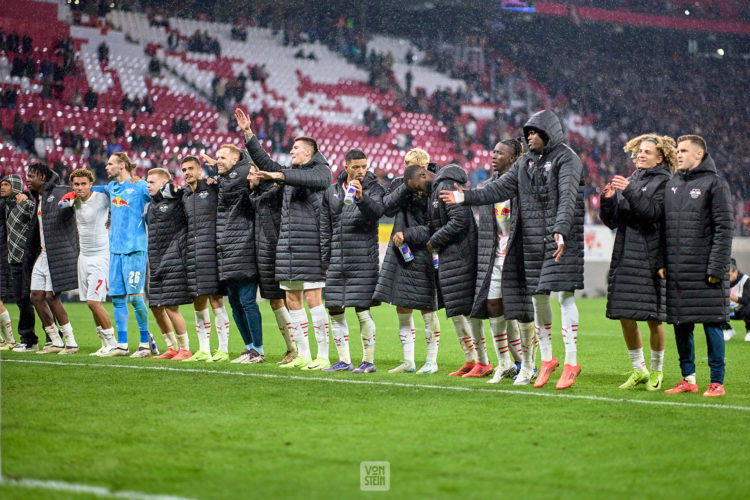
[1,298,749,499]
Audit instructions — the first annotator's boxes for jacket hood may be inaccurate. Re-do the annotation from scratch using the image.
[427,162,440,174]
[336,169,378,187]
[523,110,564,153]
[42,170,61,192]
[641,162,672,179]
[679,154,717,179]
[434,164,467,185]
[1,174,24,195]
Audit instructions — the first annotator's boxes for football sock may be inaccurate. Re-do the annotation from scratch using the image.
[490,315,510,366]
[162,331,177,351]
[629,348,647,371]
[533,294,553,362]
[128,295,150,343]
[45,324,63,347]
[422,311,440,363]
[288,308,311,360]
[518,321,537,371]
[685,373,696,384]
[177,332,190,351]
[507,319,522,363]
[112,296,129,344]
[357,309,376,363]
[468,317,488,365]
[0,309,13,341]
[59,322,76,347]
[330,312,351,364]
[194,309,211,353]
[273,305,294,351]
[213,306,230,352]
[310,305,330,361]
[651,349,664,372]
[451,315,477,363]
[102,327,116,347]
[397,312,415,364]
[558,291,579,366]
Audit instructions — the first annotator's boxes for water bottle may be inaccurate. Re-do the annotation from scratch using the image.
[344,183,357,205]
[398,243,414,262]
[432,251,439,269]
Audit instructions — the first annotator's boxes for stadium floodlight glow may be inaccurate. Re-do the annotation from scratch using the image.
[717,48,725,56]
[684,9,690,16]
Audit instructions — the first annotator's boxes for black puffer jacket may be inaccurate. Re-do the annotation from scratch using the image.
[147,186,191,306]
[373,164,439,311]
[245,136,332,282]
[407,165,477,317]
[30,171,78,292]
[471,173,534,322]
[249,179,284,300]
[183,179,223,297]
[663,155,733,324]
[600,163,671,321]
[321,170,385,308]
[462,110,584,294]
[216,150,256,282]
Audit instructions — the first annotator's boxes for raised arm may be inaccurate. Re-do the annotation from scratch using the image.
[382,179,410,217]
[282,160,332,189]
[356,182,385,220]
[621,177,667,223]
[462,163,520,206]
[245,135,286,173]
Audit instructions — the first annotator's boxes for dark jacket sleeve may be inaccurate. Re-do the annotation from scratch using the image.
[430,202,472,250]
[739,281,750,311]
[463,163,519,206]
[707,177,734,279]
[403,224,431,246]
[356,184,385,220]
[553,149,584,238]
[622,178,666,222]
[382,180,409,217]
[320,191,332,270]
[599,193,622,230]
[18,197,35,222]
[245,136,285,172]
[282,163,331,189]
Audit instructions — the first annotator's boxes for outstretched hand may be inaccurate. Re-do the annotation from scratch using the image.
[602,183,615,198]
[201,152,217,166]
[234,108,252,134]
[611,175,630,191]
[439,183,464,205]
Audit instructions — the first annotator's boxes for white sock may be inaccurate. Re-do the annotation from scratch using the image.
[397,312,415,364]
[490,315,510,366]
[45,324,63,347]
[507,320,522,363]
[60,322,76,347]
[194,309,210,353]
[533,294,553,362]
[309,305,329,361]
[162,331,177,350]
[330,312,351,364]
[451,315,477,363]
[102,327,116,347]
[177,332,190,351]
[96,326,106,348]
[213,306,230,352]
[357,310,376,363]
[0,310,13,342]
[518,321,537,372]
[197,307,212,351]
[468,317,488,365]
[288,308,311,360]
[629,348,647,371]
[558,291,579,366]
[651,349,664,372]
[273,306,295,351]
[685,373,696,384]
[422,311,440,363]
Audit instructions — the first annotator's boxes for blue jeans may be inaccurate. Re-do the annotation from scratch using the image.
[674,322,725,384]
[226,278,262,349]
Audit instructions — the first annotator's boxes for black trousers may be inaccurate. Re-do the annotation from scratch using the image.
[9,260,36,346]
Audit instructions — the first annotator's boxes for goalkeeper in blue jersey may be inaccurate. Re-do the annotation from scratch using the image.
[91,153,156,357]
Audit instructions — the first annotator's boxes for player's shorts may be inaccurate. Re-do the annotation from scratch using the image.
[78,253,110,302]
[109,251,147,296]
[279,280,326,291]
[30,251,53,292]
[488,257,505,300]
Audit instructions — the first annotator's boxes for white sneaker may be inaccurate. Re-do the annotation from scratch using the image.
[488,362,518,384]
[723,328,736,341]
[36,343,64,354]
[388,360,416,373]
[12,343,37,352]
[513,368,535,386]
[99,345,117,356]
[90,346,105,356]
[745,332,750,342]
[416,360,439,374]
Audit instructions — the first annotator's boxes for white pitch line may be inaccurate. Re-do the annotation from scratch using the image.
[0,476,198,500]
[3,358,750,412]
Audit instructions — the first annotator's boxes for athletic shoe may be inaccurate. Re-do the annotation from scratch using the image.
[208,350,229,363]
[618,369,649,389]
[276,350,298,365]
[416,360,439,374]
[323,361,354,372]
[248,353,266,364]
[280,356,310,369]
[302,357,331,370]
[99,345,116,356]
[463,362,493,378]
[155,348,179,359]
[488,362,518,384]
[12,343,37,352]
[513,368,535,385]
[148,333,160,356]
[0,342,18,351]
[36,343,64,354]
[231,349,253,363]
[388,360,417,373]
[703,383,726,397]
[448,362,475,376]
[101,346,130,357]
[182,350,211,362]
[664,380,699,394]
[513,365,537,381]
[534,357,559,388]
[130,347,152,358]
[723,328,736,341]
[555,363,581,390]
[646,370,663,391]
[745,332,750,342]
[352,361,376,373]
[172,349,192,361]
[58,346,80,355]
[90,346,105,356]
